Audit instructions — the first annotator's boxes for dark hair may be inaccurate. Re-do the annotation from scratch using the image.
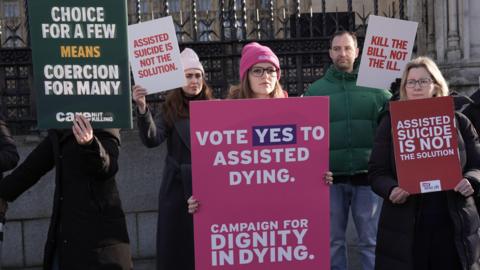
[329,30,358,49]
[162,79,213,127]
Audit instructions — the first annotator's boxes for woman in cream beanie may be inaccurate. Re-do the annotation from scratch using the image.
[133,47,213,270]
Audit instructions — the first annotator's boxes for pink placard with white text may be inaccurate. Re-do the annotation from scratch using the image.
[190,97,330,270]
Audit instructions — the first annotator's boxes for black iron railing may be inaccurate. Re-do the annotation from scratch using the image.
[0,0,406,133]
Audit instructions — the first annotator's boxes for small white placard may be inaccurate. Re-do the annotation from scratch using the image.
[357,15,418,89]
[420,180,442,193]
[128,16,186,94]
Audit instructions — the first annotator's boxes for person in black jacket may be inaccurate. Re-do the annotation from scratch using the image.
[132,48,213,270]
[0,114,20,215]
[0,115,132,270]
[461,89,480,134]
[369,56,480,270]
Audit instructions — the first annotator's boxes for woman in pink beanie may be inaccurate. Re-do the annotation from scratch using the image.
[132,47,213,270]
[187,43,334,215]
[228,42,288,99]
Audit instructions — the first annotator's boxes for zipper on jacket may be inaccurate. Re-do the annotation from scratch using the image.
[343,74,354,173]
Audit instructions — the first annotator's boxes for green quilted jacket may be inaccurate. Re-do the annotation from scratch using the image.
[304,66,392,176]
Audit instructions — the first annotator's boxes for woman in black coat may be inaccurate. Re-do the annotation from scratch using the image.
[369,56,480,270]
[132,48,213,270]
[0,115,131,270]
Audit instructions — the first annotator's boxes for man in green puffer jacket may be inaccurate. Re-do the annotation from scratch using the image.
[304,31,392,270]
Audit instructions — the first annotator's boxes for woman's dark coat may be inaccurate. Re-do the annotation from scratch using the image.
[369,111,480,270]
[0,116,19,180]
[462,92,480,137]
[137,109,194,270]
[0,129,131,270]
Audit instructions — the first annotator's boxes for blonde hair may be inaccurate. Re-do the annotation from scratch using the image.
[399,56,449,100]
[227,75,284,99]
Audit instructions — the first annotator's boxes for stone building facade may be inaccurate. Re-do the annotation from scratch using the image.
[409,0,480,94]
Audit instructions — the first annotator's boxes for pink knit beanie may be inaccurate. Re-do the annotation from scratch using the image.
[239,42,280,80]
[180,48,204,74]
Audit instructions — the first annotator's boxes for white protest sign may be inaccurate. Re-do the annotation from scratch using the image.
[357,15,418,89]
[128,16,186,94]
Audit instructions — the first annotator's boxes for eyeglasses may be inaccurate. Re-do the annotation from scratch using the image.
[185,73,202,80]
[249,67,279,77]
[405,78,433,89]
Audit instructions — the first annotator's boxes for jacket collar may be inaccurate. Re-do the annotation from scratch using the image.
[325,65,358,82]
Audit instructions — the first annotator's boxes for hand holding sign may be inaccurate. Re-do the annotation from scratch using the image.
[324,171,333,185]
[389,186,410,204]
[132,85,148,114]
[187,196,199,214]
[454,178,474,197]
[73,114,94,145]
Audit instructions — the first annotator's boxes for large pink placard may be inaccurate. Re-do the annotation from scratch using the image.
[190,97,330,270]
